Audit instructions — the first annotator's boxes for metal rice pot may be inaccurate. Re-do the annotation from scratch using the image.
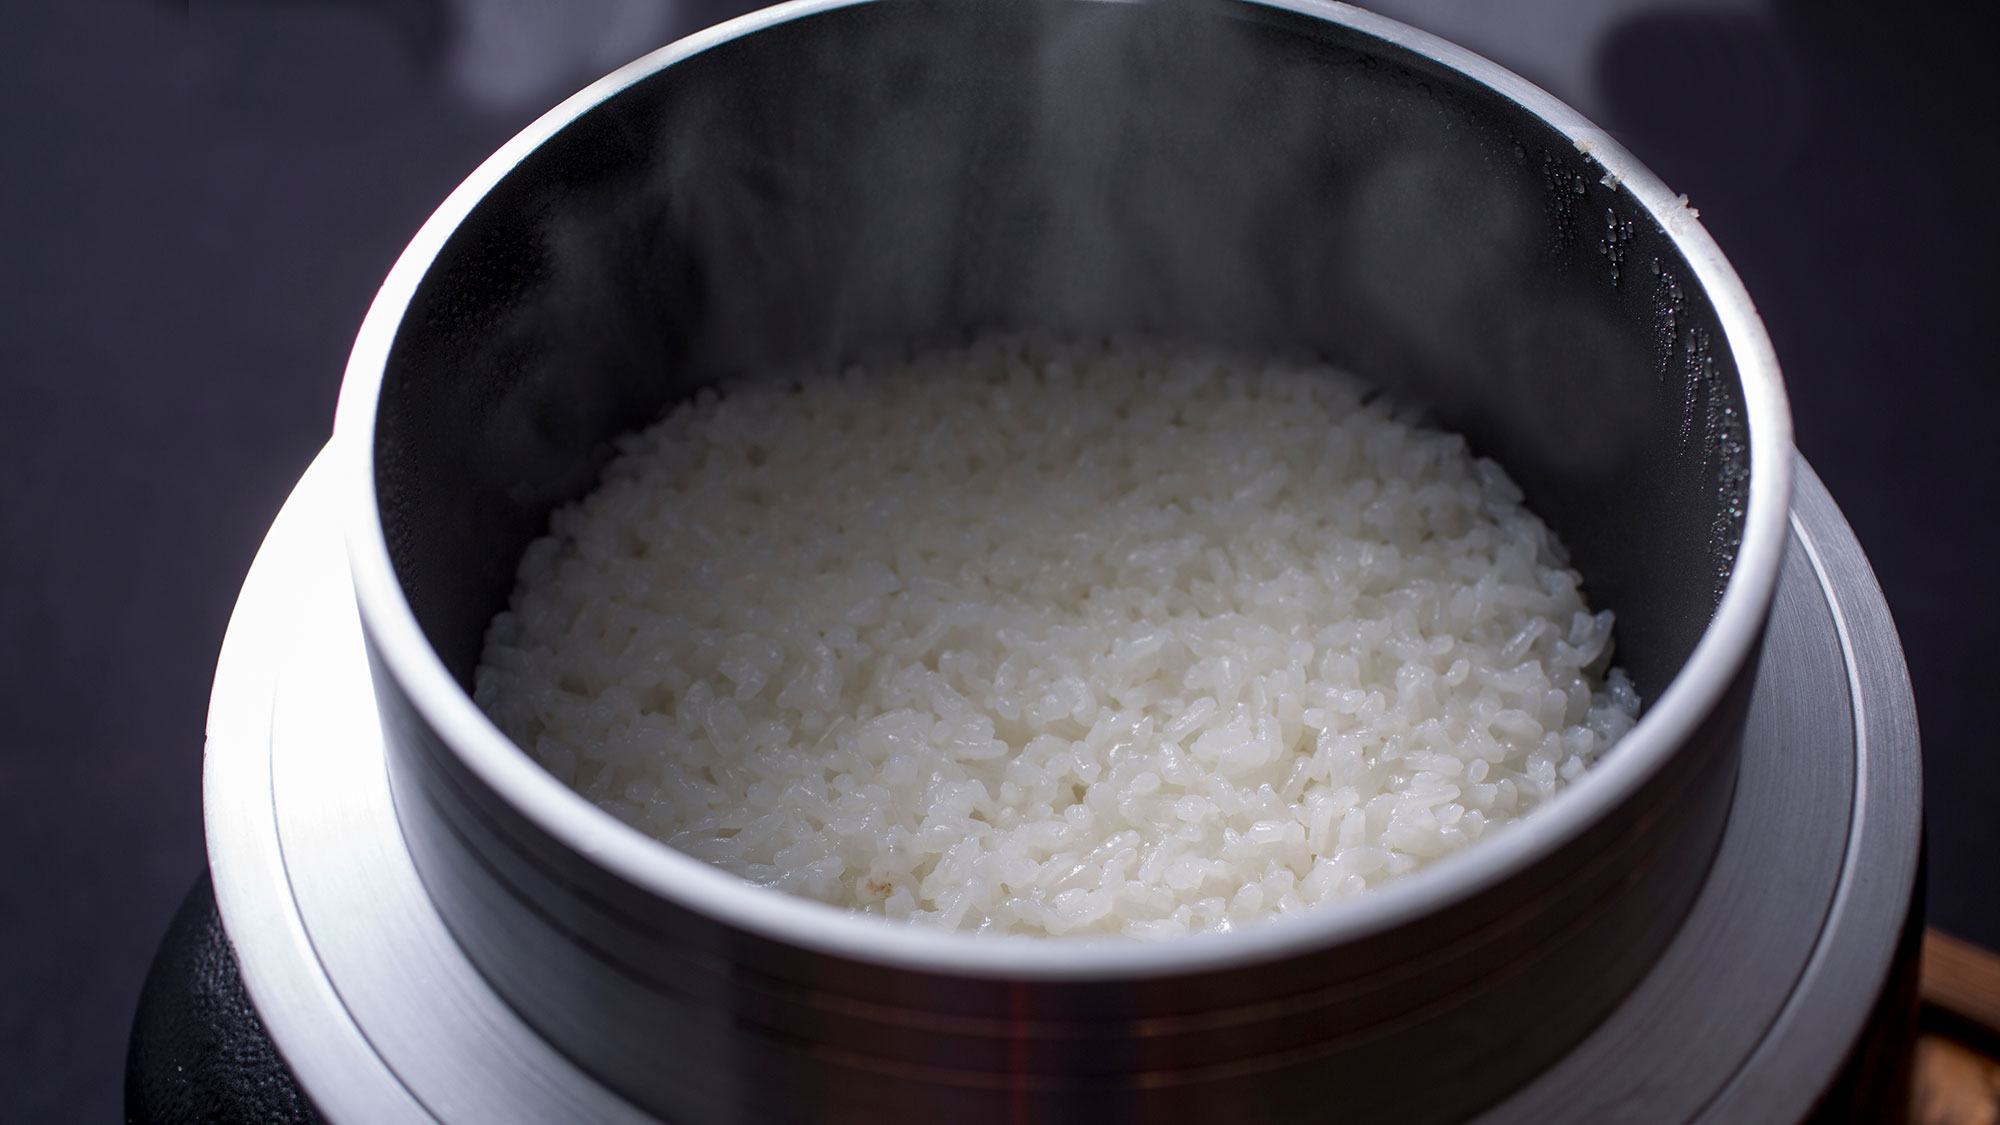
[332,2,1794,1121]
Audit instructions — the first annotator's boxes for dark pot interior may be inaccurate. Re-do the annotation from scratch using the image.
[373,0,1749,784]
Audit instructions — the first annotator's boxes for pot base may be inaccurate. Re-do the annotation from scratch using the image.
[203,448,1918,1123]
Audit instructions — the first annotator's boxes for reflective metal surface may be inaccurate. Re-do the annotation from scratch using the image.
[324,1,1796,1119]
[206,451,1914,1122]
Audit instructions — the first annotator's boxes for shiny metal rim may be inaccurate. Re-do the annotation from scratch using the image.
[325,0,1797,981]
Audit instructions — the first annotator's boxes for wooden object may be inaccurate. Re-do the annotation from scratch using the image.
[1925,929,2000,1041]
[1913,929,2000,1125]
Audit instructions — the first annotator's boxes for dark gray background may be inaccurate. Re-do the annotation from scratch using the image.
[2,1,1992,1120]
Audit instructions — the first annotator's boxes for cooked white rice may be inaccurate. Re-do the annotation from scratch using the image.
[474,336,1638,938]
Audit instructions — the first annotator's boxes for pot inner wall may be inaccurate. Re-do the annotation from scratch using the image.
[374,0,1751,707]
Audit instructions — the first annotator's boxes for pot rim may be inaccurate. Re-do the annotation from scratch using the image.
[332,0,1794,981]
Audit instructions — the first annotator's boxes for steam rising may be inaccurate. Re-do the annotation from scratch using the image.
[383,0,1749,699]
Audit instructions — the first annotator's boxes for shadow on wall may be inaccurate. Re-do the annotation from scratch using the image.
[312,0,1811,153]
[1593,7,1809,196]
[301,0,768,113]
[1353,0,1776,120]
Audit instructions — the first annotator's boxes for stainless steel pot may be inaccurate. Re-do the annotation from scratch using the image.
[332,1,1793,1121]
